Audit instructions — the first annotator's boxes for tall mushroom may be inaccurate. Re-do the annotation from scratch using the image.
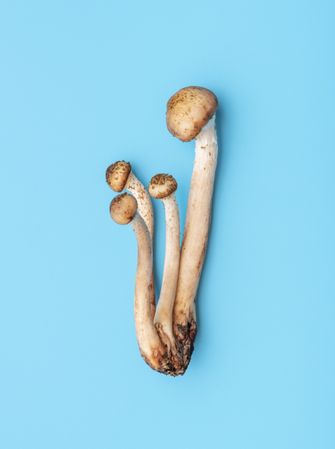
[110,193,176,375]
[166,86,218,367]
[106,161,155,317]
[148,174,182,372]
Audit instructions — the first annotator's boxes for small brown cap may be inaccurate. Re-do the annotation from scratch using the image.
[166,86,218,142]
[149,174,177,199]
[106,161,131,192]
[110,193,137,225]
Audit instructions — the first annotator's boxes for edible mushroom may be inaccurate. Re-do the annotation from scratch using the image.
[149,174,182,372]
[166,86,218,367]
[110,193,177,375]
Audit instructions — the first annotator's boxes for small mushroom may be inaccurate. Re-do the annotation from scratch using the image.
[110,193,176,375]
[166,86,218,367]
[106,161,155,317]
[106,161,154,238]
[149,174,182,372]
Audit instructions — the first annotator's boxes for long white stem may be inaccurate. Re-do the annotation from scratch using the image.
[154,194,180,353]
[126,172,155,318]
[132,214,174,374]
[173,117,218,358]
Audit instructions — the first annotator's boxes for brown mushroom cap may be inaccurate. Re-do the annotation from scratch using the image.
[106,161,132,192]
[149,174,177,199]
[166,86,218,142]
[110,193,138,225]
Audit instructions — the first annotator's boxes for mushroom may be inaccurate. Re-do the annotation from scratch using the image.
[166,86,218,367]
[106,161,155,317]
[106,161,154,237]
[110,193,176,375]
[148,174,182,372]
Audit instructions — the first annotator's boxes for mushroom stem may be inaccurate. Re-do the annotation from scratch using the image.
[173,116,218,365]
[149,174,183,372]
[126,173,156,320]
[154,193,180,351]
[126,172,154,239]
[131,214,169,372]
[110,193,176,375]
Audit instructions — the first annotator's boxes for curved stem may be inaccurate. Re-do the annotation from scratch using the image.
[127,173,154,238]
[132,214,175,375]
[127,172,156,318]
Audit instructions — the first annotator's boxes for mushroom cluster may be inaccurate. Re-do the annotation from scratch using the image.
[106,86,218,376]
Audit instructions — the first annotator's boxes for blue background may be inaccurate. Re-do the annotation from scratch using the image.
[1,1,334,448]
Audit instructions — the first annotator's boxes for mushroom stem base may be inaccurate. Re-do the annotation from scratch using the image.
[174,317,197,372]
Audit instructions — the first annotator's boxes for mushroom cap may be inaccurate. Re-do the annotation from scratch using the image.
[106,161,131,192]
[166,86,218,142]
[149,174,177,199]
[110,193,138,225]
